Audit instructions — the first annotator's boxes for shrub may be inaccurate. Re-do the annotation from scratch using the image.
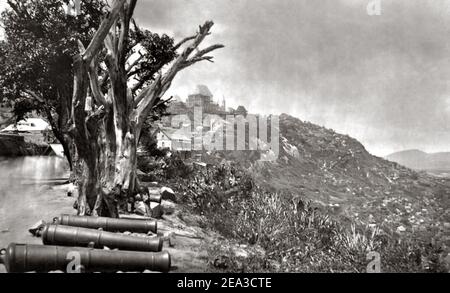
[175,162,448,273]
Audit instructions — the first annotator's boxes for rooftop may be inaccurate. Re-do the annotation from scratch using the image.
[190,85,213,97]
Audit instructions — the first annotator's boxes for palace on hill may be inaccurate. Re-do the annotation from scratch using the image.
[156,85,249,152]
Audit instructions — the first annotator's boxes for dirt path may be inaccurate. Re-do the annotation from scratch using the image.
[0,185,213,273]
[0,157,256,273]
[0,183,215,273]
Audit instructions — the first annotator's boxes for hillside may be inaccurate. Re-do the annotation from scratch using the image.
[387,150,450,172]
[142,112,450,272]
[251,114,450,235]
[195,113,449,241]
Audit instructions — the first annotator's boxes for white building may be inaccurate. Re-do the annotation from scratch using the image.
[155,127,192,151]
[1,118,50,132]
[1,118,51,145]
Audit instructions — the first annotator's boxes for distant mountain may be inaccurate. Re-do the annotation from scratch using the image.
[386,149,450,171]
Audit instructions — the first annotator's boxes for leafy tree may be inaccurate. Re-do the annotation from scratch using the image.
[0,0,107,169]
[1,0,224,216]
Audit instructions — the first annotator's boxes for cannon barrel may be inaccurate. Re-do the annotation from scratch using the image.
[42,224,163,252]
[149,193,162,204]
[55,214,157,234]
[0,243,170,273]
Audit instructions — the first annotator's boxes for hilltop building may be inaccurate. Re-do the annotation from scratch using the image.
[163,84,228,126]
[234,105,248,117]
[185,85,226,114]
[157,84,251,152]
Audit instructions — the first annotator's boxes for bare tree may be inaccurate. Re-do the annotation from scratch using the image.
[70,0,224,216]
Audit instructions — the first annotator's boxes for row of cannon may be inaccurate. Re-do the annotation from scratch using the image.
[0,214,172,273]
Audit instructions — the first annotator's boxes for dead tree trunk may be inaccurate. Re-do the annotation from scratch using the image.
[70,0,223,216]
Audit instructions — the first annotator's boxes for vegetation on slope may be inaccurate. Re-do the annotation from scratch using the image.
[152,158,449,272]
[140,113,450,272]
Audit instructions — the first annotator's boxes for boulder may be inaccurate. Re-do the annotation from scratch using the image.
[150,202,163,218]
[396,225,407,233]
[161,200,177,215]
[134,201,148,216]
[161,187,177,202]
[28,220,46,236]
[148,187,160,194]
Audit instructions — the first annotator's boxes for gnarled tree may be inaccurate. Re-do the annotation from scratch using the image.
[0,0,107,169]
[70,0,224,216]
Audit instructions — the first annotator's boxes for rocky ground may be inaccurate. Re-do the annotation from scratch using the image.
[1,112,449,273]
[141,112,450,272]
[195,113,450,254]
[0,180,261,273]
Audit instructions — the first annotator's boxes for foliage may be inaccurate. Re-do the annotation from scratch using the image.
[0,0,107,167]
[0,0,178,168]
[173,162,449,273]
[0,0,105,118]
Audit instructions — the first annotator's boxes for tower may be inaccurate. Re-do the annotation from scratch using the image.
[222,96,226,111]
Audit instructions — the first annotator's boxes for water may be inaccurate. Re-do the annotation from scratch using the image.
[0,156,69,184]
[0,156,74,272]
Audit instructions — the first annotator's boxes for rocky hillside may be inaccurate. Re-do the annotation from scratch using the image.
[249,114,449,243]
[140,113,450,272]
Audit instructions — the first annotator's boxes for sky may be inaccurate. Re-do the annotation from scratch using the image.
[1,0,450,157]
[132,0,450,157]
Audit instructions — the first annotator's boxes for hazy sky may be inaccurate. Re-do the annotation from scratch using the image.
[133,0,450,157]
[1,0,450,156]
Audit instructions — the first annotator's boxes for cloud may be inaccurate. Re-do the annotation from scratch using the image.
[3,0,449,156]
[133,0,450,156]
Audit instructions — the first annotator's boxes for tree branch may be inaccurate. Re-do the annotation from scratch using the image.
[130,74,151,95]
[88,55,107,106]
[22,89,44,103]
[192,44,225,60]
[86,105,106,137]
[118,7,128,64]
[134,74,161,108]
[118,1,137,65]
[134,21,223,127]
[179,44,224,69]
[83,0,127,63]
[173,35,196,51]
[126,52,144,74]
[126,0,138,23]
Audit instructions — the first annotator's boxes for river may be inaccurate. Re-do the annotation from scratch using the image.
[0,156,75,273]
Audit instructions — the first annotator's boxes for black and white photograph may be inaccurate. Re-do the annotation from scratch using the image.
[0,0,449,278]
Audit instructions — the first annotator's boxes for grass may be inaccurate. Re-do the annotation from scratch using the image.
[171,162,449,273]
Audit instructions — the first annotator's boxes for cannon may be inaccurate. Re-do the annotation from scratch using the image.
[0,243,171,273]
[42,224,163,252]
[149,193,162,204]
[54,214,157,234]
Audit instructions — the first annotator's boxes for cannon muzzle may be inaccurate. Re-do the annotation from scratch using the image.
[0,243,171,273]
[149,193,162,204]
[55,214,157,234]
[42,224,163,252]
